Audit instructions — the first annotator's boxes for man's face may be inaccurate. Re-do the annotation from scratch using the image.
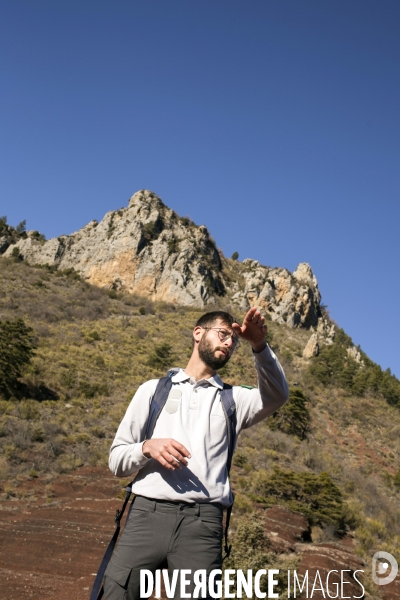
[197,320,237,371]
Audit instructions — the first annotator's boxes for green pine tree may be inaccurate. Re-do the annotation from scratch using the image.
[0,318,36,397]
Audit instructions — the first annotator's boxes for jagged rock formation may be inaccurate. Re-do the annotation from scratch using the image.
[347,346,363,363]
[2,191,224,306]
[303,333,320,358]
[229,259,322,328]
[1,190,327,331]
[317,317,336,343]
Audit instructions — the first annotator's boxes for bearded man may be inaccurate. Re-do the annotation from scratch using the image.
[104,307,288,600]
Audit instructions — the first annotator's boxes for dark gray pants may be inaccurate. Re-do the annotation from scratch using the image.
[104,496,223,600]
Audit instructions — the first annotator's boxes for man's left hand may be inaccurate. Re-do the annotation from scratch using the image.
[232,307,267,353]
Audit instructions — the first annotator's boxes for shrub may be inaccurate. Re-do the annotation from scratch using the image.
[77,381,109,398]
[136,328,148,339]
[167,237,180,255]
[142,217,164,243]
[394,468,400,490]
[147,343,173,370]
[90,426,106,438]
[32,426,45,442]
[55,267,81,280]
[142,221,157,240]
[180,216,194,227]
[233,451,248,467]
[30,230,46,243]
[86,330,101,342]
[224,513,289,599]
[60,368,77,389]
[249,468,345,531]
[11,247,21,260]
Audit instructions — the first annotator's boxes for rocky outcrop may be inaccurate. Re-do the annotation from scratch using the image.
[303,333,320,358]
[229,260,322,328]
[3,191,225,306]
[347,346,363,363]
[317,317,336,344]
[2,190,327,331]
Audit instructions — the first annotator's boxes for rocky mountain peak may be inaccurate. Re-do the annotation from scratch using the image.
[293,262,318,288]
[128,189,165,210]
[1,190,329,336]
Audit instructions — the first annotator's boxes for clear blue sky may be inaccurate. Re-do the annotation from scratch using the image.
[1,1,399,377]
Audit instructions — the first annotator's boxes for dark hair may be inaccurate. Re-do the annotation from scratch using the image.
[195,311,238,329]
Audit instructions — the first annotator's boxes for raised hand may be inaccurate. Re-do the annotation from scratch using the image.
[232,307,267,353]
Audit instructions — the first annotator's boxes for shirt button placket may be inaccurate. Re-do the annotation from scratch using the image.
[190,386,198,409]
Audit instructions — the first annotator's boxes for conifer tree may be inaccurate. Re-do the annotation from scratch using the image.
[0,318,36,397]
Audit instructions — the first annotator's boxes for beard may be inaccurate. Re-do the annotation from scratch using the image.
[198,334,231,371]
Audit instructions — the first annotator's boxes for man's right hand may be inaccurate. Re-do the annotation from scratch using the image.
[142,438,191,470]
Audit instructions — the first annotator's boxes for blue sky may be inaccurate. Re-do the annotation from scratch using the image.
[1,1,399,377]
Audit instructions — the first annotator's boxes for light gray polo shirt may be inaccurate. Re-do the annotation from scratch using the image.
[108,345,288,506]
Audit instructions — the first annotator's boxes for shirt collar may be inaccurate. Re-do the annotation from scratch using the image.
[171,369,190,383]
[171,368,223,390]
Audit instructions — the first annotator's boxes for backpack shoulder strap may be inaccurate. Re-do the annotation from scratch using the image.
[219,384,237,475]
[144,370,175,440]
[220,383,237,560]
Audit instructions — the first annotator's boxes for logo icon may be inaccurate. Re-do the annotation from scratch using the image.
[372,551,398,586]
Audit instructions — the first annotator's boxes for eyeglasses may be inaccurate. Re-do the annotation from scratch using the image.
[202,327,240,348]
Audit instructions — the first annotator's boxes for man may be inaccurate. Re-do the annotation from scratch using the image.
[104,307,288,600]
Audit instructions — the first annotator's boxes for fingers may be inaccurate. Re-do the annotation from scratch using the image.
[157,455,177,471]
[170,439,191,458]
[237,307,268,351]
[146,438,191,471]
[251,310,263,325]
[243,307,258,324]
[168,440,191,467]
[244,307,266,328]
[231,322,243,335]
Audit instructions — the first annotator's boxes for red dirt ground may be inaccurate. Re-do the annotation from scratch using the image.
[2,466,400,600]
[0,466,122,600]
